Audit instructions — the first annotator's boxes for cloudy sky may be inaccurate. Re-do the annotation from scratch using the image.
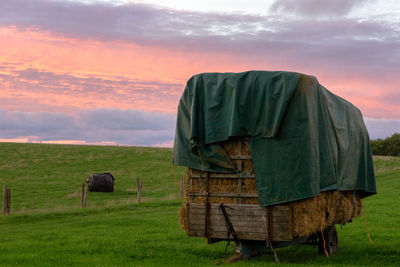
[0,0,399,146]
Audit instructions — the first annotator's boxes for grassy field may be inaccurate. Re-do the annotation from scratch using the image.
[0,143,399,266]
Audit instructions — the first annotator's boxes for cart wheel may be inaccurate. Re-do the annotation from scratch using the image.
[318,225,338,255]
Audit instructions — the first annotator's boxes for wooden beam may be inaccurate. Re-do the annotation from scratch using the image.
[189,192,258,198]
[137,178,143,203]
[2,185,9,215]
[81,183,85,208]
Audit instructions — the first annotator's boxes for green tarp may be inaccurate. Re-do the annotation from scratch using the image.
[172,71,376,206]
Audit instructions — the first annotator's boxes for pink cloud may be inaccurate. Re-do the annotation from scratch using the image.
[0,0,399,144]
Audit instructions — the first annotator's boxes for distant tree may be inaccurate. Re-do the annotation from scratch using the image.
[371,138,385,155]
[386,133,400,156]
[370,133,400,156]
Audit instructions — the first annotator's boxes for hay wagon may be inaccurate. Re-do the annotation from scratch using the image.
[173,71,376,261]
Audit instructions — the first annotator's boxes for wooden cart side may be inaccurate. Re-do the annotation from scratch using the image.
[187,203,293,242]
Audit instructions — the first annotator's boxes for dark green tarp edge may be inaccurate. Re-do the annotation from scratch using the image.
[172,70,376,206]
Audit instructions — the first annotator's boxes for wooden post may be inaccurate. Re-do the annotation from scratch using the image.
[137,178,143,203]
[7,187,10,214]
[81,183,85,208]
[180,176,185,200]
[84,183,88,208]
[2,185,7,215]
[2,185,10,215]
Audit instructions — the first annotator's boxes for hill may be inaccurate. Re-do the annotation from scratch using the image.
[0,143,399,266]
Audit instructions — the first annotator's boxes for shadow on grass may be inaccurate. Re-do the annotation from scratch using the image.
[230,242,396,266]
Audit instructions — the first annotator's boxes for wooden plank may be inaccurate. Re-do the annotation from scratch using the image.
[212,219,266,228]
[272,205,290,211]
[190,215,266,223]
[188,203,294,242]
[272,206,292,241]
[188,230,205,237]
[190,203,266,215]
[213,224,266,234]
[194,207,265,216]
[271,214,290,219]
[267,207,273,241]
[190,173,255,179]
[191,204,290,218]
[210,231,267,241]
[190,217,267,225]
[190,214,267,223]
[289,205,293,239]
[180,177,185,200]
[237,140,242,204]
[272,232,292,241]
[191,224,266,233]
[189,230,267,241]
[189,169,193,206]
[204,172,210,240]
[190,203,262,209]
[272,223,290,232]
[190,203,264,209]
[271,212,290,220]
[189,192,258,198]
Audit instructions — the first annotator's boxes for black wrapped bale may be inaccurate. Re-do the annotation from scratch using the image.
[87,173,115,192]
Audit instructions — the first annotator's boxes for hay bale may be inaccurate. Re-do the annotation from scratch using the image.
[179,138,362,238]
[87,173,115,192]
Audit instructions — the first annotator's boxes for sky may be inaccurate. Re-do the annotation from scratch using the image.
[0,0,399,146]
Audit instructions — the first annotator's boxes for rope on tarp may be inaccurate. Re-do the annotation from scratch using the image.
[265,207,280,263]
[220,204,240,243]
[320,216,329,257]
[363,199,373,244]
[223,240,231,262]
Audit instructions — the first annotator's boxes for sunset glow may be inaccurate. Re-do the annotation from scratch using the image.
[1,0,399,145]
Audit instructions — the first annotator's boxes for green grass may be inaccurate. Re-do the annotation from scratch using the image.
[372,156,400,173]
[0,143,186,213]
[0,143,399,266]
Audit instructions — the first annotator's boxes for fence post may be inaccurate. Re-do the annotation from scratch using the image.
[7,187,10,214]
[81,183,85,208]
[2,185,5,215]
[84,183,88,208]
[137,178,143,203]
[2,185,10,215]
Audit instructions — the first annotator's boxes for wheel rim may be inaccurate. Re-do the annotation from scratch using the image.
[328,229,337,253]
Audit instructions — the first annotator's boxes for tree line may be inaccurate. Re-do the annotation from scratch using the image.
[370,133,400,156]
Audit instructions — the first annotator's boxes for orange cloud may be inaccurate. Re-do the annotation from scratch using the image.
[1,26,399,118]
[0,26,256,114]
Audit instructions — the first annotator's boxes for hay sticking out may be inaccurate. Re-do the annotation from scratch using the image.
[241,179,258,193]
[178,170,191,232]
[290,191,361,237]
[178,138,363,238]
[178,203,189,232]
